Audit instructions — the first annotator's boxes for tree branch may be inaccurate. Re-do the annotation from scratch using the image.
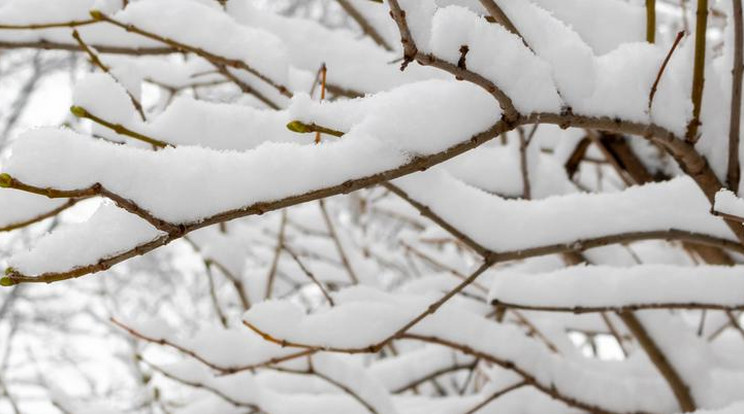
[686,0,708,143]
[729,0,743,192]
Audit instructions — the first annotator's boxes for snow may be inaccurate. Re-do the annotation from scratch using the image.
[1,1,744,413]
[429,6,562,113]
[0,0,97,25]
[243,285,682,414]
[369,346,475,392]
[714,189,744,219]
[8,202,164,275]
[393,169,734,253]
[0,189,68,230]
[74,73,137,125]
[3,80,498,225]
[489,265,744,309]
[142,96,307,150]
[227,1,442,94]
[116,0,291,87]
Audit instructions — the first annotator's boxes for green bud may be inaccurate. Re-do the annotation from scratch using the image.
[70,106,88,118]
[286,120,311,134]
[0,277,14,287]
[0,173,12,188]
[89,9,104,20]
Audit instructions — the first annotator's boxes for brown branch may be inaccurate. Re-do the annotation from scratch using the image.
[182,236,251,311]
[335,0,393,51]
[265,209,288,299]
[71,30,147,121]
[387,0,519,122]
[729,0,743,192]
[490,299,744,313]
[401,241,487,293]
[203,261,228,328]
[618,312,696,412]
[0,40,174,54]
[142,359,264,411]
[0,198,80,232]
[564,137,592,178]
[509,310,560,353]
[649,31,684,110]
[725,310,744,340]
[478,0,530,51]
[319,200,359,284]
[708,311,743,341]
[281,359,381,414]
[212,63,281,110]
[383,183,488,257]
[400,333,649,414]
[4,98,744,284]
[111,317,315,374]
[282,245,335,306]
[462,381,528,414]
[243,260,494,354]
[390,361,478,394]
[600,312,629,358]
[208,260,251,311]
[686,0,708,143]
[516,127,531,199]
[0,19,97,30]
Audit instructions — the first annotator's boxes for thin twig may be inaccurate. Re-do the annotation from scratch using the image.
[319,200,359,284]
[728,0,743,192]
[265,210,288,299]
[649,31,684,110]
[335,0,393,51]
[283,245,335,306]
[462,381,528,414]
[72,29,147,121]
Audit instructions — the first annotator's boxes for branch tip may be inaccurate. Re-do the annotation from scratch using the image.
[286,120,311,133]
[89,9,104,21]
[0,173,12,188]
[70,105,88,118]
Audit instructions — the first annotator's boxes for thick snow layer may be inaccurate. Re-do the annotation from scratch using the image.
[489,265,744,309]
[116,0,290,86]
[429,6,562,113]
[395,1,694,131]
[9,202,164,275]
[243,286,680,414]
[227,1,442,94]
[369,346,475,392]
[529,0,645,55]
[142,97,310,150]
[3,80,499,224]
[494,0,597,104]
[393,169,734,252]
[123,318,310,369]
[289,80,501,155]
